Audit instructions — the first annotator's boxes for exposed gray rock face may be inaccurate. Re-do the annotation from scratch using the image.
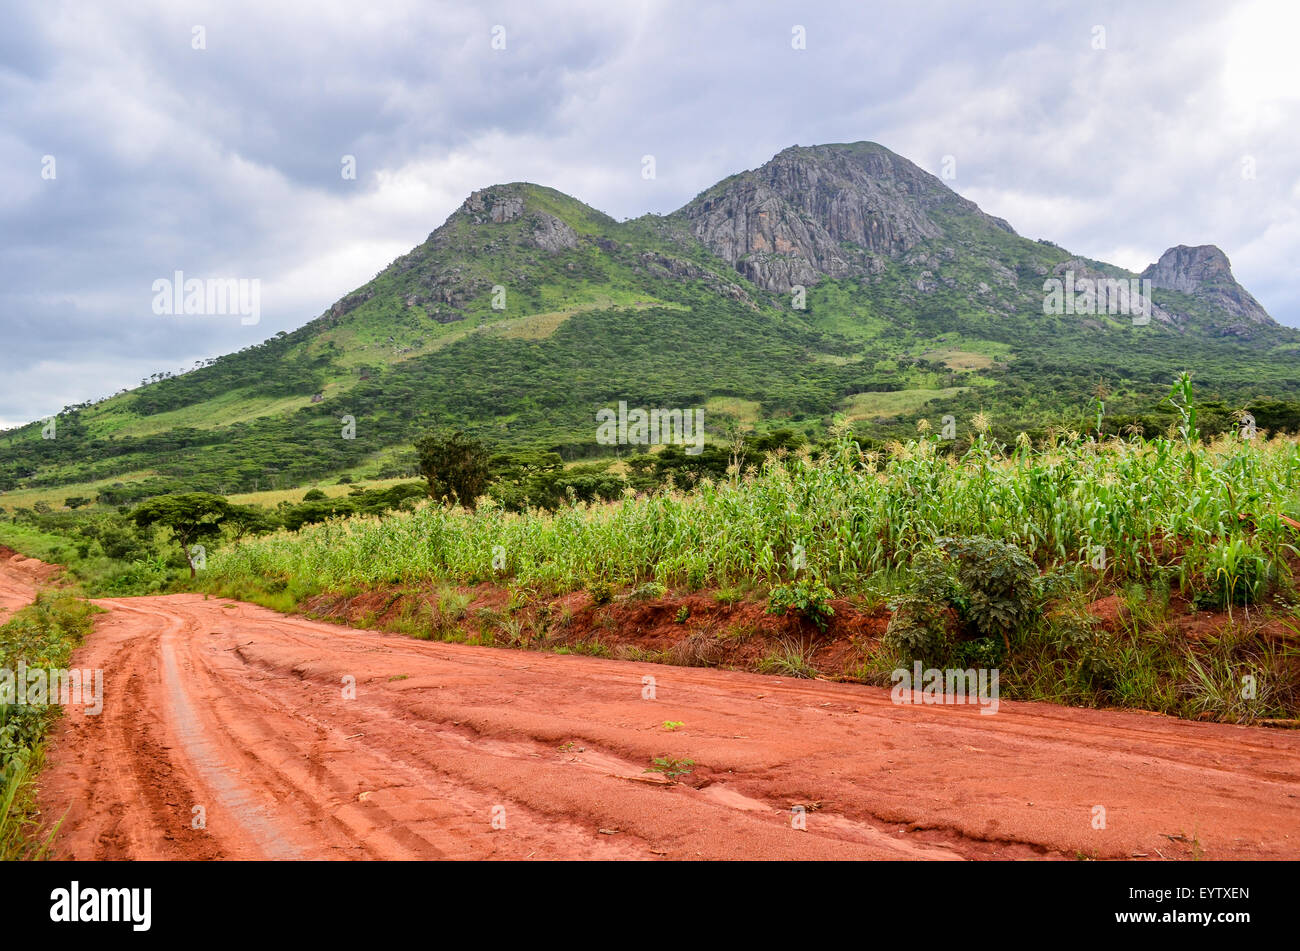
[329,286,374,318]
[1142,245,1272,319]
[460,185,578,251]
[530,212,578,251]
[634,251,755,306]
[463,186,525,223]
[1141,245,1276,335]
[673,142,1015,292]
[1143,245,1229,294]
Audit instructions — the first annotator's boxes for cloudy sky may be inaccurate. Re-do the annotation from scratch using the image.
[2,0,1297,427]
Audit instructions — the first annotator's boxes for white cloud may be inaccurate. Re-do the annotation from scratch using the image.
[0,0,1296,427]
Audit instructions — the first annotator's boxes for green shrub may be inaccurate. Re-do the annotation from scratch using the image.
[884,538,1039,665]
[627,581,667,601]
[587,580,613,605]
[940,535,1040,648]
[766,579,835,630]
[884,547,959,664]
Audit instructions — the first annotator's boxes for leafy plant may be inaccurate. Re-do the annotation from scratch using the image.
[883,547,960,665]
[1196,538,1269,614]
[767,579,835,630]
[628,581,666,601]
[587,580,613,606]
[885,538,1037,664]
[645,756,695,780]
[940,536,1040,650]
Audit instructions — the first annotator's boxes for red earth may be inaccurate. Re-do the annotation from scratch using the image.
[17,564,1298,860]
[0,547,59,622]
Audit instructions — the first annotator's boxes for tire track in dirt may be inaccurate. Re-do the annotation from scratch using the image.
[32,582,1300,861]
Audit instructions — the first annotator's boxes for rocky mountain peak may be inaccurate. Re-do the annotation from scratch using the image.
[1142,245,1233,294]
[1141,244,1275,333]
[446,183,580,253]
[461,184,527,223]
[671,141,1014,292]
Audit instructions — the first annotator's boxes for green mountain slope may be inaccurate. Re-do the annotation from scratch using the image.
[3,142,1298,499]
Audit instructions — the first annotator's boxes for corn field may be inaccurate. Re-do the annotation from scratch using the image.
[206,430,1300,599]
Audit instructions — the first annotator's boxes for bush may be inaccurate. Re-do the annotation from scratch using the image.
[884,548,959,665]
[627,581,667,601]
[941,535,1040,648]
[1047,606,1120,691]
[587,580,613,605]
[884,537,1040,665]
[766,579,835,630]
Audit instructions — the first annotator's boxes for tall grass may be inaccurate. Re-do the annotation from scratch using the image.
[205,431,1300,599]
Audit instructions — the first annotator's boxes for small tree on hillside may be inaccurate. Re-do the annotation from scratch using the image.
[130,493,232,576]
[414,430,491,511]
[226,503,278,541]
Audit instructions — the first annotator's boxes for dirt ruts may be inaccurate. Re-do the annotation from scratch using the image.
[26,579,1300,860]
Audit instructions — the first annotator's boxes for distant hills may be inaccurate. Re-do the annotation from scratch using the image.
[4,141,1298,499]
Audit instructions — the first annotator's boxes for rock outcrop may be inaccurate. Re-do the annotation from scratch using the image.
[1141,245,1275,336]
[673,142,1015,292]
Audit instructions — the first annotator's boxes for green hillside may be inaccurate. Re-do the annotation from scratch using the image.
[3,144,1299,504]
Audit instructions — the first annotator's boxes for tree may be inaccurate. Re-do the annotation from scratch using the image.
[130,493,232,576]
[488,448,564,510]
[63,496,91,510]
[414,431,491,510]
[226,504,278,541]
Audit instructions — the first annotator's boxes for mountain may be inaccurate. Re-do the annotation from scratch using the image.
[1140,245,1275,337]
[3,142,1298,501]
[677,142,1015,290]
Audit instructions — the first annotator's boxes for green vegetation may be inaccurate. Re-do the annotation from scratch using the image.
[885,536,1040,664]
[129,493,232,577]
[414,430,492,510]
[196,403,1300,719]
[0,593,100,859]
[3,169,1299,506]
[645,756,695,780]
[757,637,821,679]
[203,426,1299,596]
[767,580,836,630]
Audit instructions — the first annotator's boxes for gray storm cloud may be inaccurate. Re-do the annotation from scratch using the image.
[1,0,1295,426]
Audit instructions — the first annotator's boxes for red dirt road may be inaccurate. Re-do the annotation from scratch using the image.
[34,586,1300,860]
